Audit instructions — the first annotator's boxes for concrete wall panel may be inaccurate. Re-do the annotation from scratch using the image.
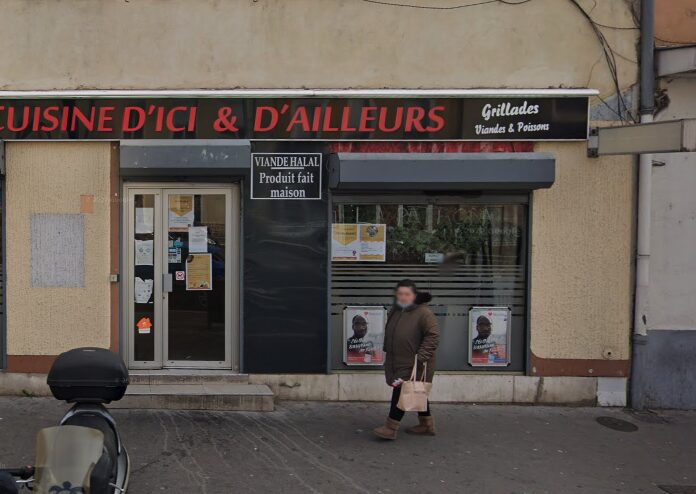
[649,78,696,332]
[6,142,112,355]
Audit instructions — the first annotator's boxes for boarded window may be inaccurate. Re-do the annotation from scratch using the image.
[31,213,85,288]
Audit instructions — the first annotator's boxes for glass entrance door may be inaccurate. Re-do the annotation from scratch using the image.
[125,185,239,370]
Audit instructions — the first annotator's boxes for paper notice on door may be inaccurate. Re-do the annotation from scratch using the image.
[168,247,181,264]
[359,224,386,262]
[331,224,360,261]
[168,195,195,232]
[188,226,208,253]
[134,277,153,303]
[135,207,154,234]
[186,253,212,291]
[135,239,154,266]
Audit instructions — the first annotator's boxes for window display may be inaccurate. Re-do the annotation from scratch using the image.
[331,198,527,372]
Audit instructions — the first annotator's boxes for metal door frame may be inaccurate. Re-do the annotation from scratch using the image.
[122,183,240,370]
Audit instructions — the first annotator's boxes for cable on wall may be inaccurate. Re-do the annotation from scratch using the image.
[565,0,637,122]
[360,0,530,10]
[359,0,638,122]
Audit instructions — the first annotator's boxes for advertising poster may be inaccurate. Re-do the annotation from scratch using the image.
[332,224,387,262]
[468,307,511,367]
[359,224,386,262]
[343,306,386,366]
[185,253,212,291]
[168,195,195,232]
[331,224,360,261]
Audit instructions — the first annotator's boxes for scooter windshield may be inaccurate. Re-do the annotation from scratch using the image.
[33,425,104,494]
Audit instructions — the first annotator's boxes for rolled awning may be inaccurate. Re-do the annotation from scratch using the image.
[328,152,555,191]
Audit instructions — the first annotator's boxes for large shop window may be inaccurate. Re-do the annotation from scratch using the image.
[330,196,528,372]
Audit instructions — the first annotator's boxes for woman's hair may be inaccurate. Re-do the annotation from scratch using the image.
[395,279,417,294]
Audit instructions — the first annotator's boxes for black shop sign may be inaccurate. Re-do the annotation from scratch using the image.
[0,96,590,141]
[251,153,322,200]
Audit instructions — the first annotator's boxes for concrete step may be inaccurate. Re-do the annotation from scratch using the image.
[113,383,274,411]
[129,370,249,386]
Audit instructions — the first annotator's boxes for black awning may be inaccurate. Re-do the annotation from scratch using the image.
[329,152,555,191]
[120,139,251,177]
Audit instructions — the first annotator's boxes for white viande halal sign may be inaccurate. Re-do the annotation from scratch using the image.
[251,153,322,200]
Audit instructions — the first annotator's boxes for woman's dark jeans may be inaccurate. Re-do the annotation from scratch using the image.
[388,385,431,422]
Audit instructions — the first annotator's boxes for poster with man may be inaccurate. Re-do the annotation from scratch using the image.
[343,306,386,366]
[468,307,511,366]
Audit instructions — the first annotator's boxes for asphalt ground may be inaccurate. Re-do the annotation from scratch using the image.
[1,398,695,494]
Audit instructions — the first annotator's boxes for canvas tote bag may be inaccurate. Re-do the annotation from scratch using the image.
[397,355,432,412]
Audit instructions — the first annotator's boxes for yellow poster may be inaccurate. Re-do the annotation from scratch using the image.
[168,195,195,232]
[359,224,386,262]
[331,224,360,261]
[185,253,212,291]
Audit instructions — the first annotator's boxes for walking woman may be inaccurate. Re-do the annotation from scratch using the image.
[374,279,440,440]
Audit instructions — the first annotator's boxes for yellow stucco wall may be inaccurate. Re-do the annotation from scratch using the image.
[6,142,112,355]
[530,142,634,361]
[0,0,637,95]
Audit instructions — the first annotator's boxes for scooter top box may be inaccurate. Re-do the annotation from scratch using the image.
[47,347,129,403]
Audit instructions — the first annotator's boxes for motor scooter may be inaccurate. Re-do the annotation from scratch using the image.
[0,347,130,493]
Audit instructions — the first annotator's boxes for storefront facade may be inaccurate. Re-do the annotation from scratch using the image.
[0,0,640,405]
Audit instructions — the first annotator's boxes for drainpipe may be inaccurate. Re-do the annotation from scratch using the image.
[634,0,654,338]
[631,0,655,409]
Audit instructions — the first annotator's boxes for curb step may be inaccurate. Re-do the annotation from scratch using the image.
[113,383,274,411]
[129,371,250,386]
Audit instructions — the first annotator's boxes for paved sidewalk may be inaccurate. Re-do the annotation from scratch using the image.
[1,398,695,494]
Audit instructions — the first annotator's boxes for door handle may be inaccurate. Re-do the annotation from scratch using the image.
[163,273,173,293]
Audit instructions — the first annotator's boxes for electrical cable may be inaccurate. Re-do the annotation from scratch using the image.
[359,0,636,121]
[591,21,638,30]
[360,0,529,10]
[655,35,696,46]
[565,0,637,122]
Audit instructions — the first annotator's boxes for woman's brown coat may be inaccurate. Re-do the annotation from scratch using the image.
[383,293,440,385]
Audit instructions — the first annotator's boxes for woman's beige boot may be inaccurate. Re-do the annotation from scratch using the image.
[373,418,401,440]
[405,416,436,436]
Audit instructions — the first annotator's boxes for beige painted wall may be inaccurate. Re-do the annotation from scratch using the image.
[655,0,696,47]
[6,142,112,355]
[0,0,637,94]
[530,142,634,361]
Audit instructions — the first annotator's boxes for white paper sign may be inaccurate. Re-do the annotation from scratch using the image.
[188,226,208,253]
[135,239,154,266]
[135,208,154,234]
[134,277,153,303]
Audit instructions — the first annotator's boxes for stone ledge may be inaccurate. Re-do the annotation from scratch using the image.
[1,372,610,406]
